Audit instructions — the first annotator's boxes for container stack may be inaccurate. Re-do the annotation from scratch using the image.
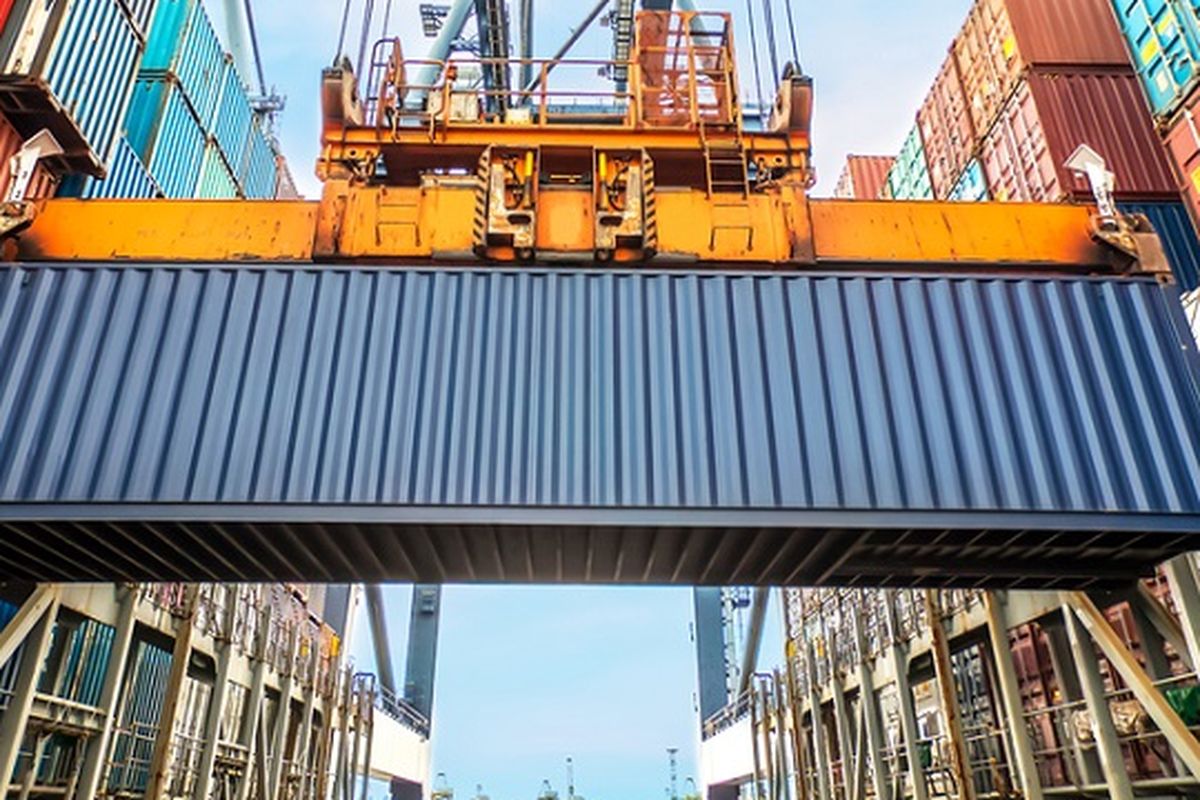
[60,0,291,200]
[833,155,895,199]
[884,125,933,199]
[882,0,1200,290]
[0,0,156,178]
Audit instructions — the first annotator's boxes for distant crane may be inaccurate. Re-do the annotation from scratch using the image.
[666,748,679,800]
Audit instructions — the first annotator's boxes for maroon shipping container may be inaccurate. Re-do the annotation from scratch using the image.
[954,0,1130,137]
[919,54,976,199]
[833,155,895,199]
[1165,96,1200,230]
[980,69,1175,203]
[0,110,56,201]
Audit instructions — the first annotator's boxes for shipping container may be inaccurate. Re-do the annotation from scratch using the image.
[1110,0,1200,118]
[0,106,56,201]
[211,57,253,170]
[1119,199,1200,289]
[0,0,145,169]
[141,0,226,126]
[1163,93,1200,229]
[196,140,238,198]
[949,158,990,201]
[240,116,277,199]
[125,75,205,198]
[59,135,161,199]
[833,155,894,199]
[981,69,1175,202]
[885,124,933,200]
[107,640,172,794]
[919,54,976,199]
[954,0,1129,136]
[0,267,1198,585]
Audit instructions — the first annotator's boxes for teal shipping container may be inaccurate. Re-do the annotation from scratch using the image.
[125,76,205,198]
[141,0,226,126]
[1110,0,1200,118]
[211,57,253,170]
[239,116,277,199]
[59,135,162,199]
[196,140,238,198]
[885,124,933,200]
[949,158,990,202]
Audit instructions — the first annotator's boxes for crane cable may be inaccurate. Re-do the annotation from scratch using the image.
[759,0,780,83]
[743,0,767,114]
[782,0,802,69]
[336,0,354,64]
[356,0,377,80]
[382,0,395,37]
[243,0,267,97]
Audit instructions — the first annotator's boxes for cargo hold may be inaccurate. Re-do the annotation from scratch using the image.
[0,265,1197,587]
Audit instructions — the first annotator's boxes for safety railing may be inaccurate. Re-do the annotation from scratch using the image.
[701,689,754,741]
[373,681,432,739]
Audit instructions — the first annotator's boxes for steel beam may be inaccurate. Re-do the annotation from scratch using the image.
[268,630,300,800]
[850,612,888,800]
[236,605,272,800]
[1130,581,1193,671]
[404,585,442,721]
[740,588,770,696]
[1041,617,1102,786]
[366,586,397,696]
[982,593,1043,800]
[804,644,831,800]
[0,585,59,669]
[882,591,928,800]
[194,591,240,800]
[0,588,59,798]
[294,644,321,799]
[1163,555,1200,671]
[827,651,855,800]
[412,0,476,94]
[1061,602,1133,800]
[146,584,200,800]
[923,591,976,800]
[1064,591,1200,782]
[74,586,137,800]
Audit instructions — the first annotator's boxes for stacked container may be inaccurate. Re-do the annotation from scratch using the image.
[0,0,157,173]
[884,125,934,200]
[833,155,894,199]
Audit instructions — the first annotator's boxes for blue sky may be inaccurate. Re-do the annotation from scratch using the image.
[213,1,974,797]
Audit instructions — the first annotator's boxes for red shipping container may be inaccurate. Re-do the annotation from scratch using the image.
[980,69,1175,203]
[954,0,1130,137]
[918,54,976,199]
[833,155,895,199]
[1165,96,1200,230]
[0,110,56,201]
[0,0,13,32]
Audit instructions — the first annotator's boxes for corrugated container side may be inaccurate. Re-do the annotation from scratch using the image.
[211,57,253,169]
[1164,94,1200,228]
[0,108,56,200]
[834,155,894,199]
[41,0,143,165]
[949,158,990,202]
[196,140,238,198]
[886,124,934,200]
[140,0,193,69]
[981,69,1175,202]
[121,0,159,38]
[144,79,205,198]
[1185,288,1200,343]
[239,118,277,199]
[172,1,225,127]
[1110,0,1200,118]
[1119,199,1200,290]
[59,135,161,199]
[918,54,976,199]
[123,77,168,161]
[955,0,1129,136]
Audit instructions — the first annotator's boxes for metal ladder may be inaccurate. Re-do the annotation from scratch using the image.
[610,0,636,92]
[702,133,750,197]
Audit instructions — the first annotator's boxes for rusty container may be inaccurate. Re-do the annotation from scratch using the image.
[0,109,56,200]
[1164,91,1200,234]
[980,68,1175,203]
[953,0,1130,138]
[833,155,895,199]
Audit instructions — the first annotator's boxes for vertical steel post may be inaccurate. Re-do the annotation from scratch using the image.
[268,629,299,800]
[1061,602,1133,800]
[0,588,60,798]
[1164,555,1200,671]
[236,605,272,800]
[804,644,831,800]
[294,643,321,799]
[850,610,888,800]
[1042,618,1101,786]
[194,589,239,800]
[1064,591,1200,781]
[982,593,1042,800]
[1130,582,1192,671]
[75,586,138,800]
[923,591,976,800]
[883,591,929,800]
[826,646,854,800]
[145,585,199,800]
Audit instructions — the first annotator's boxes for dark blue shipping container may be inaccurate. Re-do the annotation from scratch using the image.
[0,266,1197,587]
[1119,200,1200,290]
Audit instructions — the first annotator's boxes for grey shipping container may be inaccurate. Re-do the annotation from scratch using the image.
[0,266,1197,587]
